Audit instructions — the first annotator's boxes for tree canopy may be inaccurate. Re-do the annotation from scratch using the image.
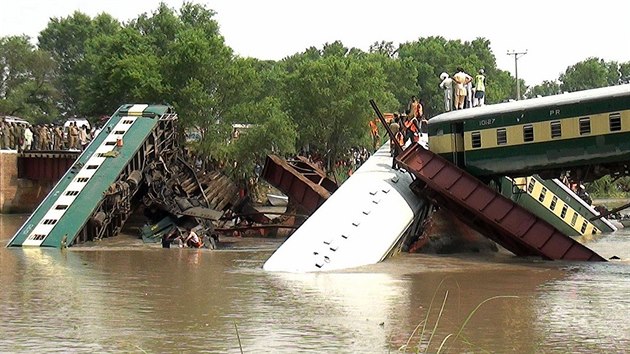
[3,2,630,179]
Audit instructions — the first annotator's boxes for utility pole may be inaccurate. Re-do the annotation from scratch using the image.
[507,49,527,100]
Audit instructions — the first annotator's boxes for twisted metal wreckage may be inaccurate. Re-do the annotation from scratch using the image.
[115,121,300,248]
[8,104,302,249]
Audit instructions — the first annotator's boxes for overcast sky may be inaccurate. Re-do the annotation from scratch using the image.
[2,0,629,86]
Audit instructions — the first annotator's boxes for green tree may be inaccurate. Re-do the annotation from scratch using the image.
[369,40,397,57]
[38,11,120,115]
[283,47,396,170]
[227,97,297,179]
[620,61,630,84]
[525,80,562,98]
[365,52,418,114]
[0,36,59,122]
[559,57,620,92]
[131,3,183,57]
[80,27,164,116]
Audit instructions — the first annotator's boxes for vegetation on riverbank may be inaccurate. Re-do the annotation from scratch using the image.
[587,176,630,199]
[2,3,630,182]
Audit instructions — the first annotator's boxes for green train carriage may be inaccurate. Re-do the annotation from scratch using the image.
[428,84,630,182]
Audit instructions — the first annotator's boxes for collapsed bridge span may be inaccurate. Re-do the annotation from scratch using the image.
[7,104,178,247]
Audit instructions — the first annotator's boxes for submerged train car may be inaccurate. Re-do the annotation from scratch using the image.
[428,84,630,182]
[263,143,431,272]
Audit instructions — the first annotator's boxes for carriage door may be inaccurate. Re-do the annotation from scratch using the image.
[451,122,465,167]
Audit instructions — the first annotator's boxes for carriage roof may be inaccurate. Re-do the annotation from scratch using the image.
[429,84,630,125]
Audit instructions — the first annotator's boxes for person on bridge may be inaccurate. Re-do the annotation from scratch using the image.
[39,125,50,151]
[69,122,80,150]
[79,124,89,150]
[22,125,33,151]
[53,125,64,150]
[0,122,7,149]
[9,123,18,150]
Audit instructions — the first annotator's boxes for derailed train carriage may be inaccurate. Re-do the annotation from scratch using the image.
[428,84,630,183]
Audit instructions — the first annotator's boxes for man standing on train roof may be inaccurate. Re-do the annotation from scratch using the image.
[389,119,405,170]
[408,96,421,118]
[465,80,473,108]
[474,69,486,107]
[389,119,399,152]
[453,67,472,110]
[417,98,424,120]
[439,73,454,112]
[369,118,380,151]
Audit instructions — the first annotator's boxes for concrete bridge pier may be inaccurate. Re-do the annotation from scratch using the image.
[1,151,56,213]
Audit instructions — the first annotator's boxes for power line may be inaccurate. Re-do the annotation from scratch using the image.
[507,49,527,100]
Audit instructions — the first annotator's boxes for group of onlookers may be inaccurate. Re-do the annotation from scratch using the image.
[439,68,486,111]
[0,120,98,152]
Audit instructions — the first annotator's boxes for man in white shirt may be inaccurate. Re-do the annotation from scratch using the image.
[439,72,454,112]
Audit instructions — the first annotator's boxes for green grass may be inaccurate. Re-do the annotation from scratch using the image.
[398,279,518,353]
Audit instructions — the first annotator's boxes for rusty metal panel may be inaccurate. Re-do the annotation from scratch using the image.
[519,222,554,248]
[262,155,331,214]
[292,156,338,193]
[397,144,605,262]
[18,154,78,181]
[484,198,513,221]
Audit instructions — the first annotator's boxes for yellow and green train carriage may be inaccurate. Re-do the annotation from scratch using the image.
[428,84,630,182]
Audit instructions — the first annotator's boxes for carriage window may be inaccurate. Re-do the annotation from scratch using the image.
[496,128,507,145]
[550,120,562,138]
[609,113,621,132]
[571,212,578,227]
[579,117,591,135]
[471,132,481,148]
[527,178,535,193]
[523,124,534,142]
[538,187,547,202]
[550,196,558,211]
[560,204,568,218]
[580,220,588,234]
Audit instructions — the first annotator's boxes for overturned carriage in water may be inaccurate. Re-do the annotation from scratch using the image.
[7,104,241,248]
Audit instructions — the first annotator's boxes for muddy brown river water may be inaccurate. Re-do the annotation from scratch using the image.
[1,214,629,353]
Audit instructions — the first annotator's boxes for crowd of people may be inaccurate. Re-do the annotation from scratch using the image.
[439,67,487,111]
[0,120,100,152]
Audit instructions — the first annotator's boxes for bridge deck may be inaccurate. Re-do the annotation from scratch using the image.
[7,104,175,248]
[397,144,606,262]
